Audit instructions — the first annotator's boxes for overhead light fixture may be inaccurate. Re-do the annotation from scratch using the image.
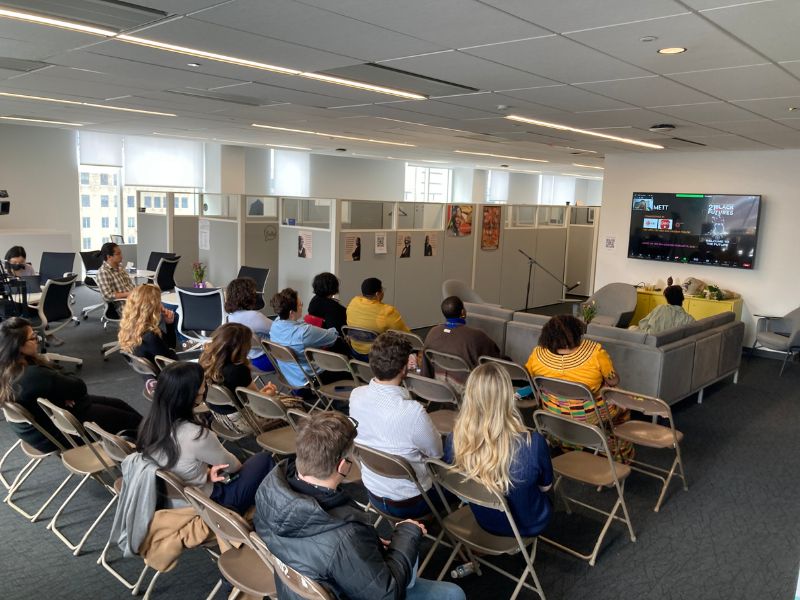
[214,138,311,151]
[657,47,687,55]
[572,163,604,170]
[506,114,664,150]
[187,63,201,68]
[0,91,176,116]
[561,173,603,179]
[0,7,116,36]
[251,123,415,147]
[453,150,548,163]
[301,72,425,100]
[788,107,798,112]
[1,115,83,126]
[553,144,598,154]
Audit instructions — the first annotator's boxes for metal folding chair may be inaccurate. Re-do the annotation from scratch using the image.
[348,359,374,386]
[249,531,334,599]
[341,325,379,358]
[237,387,299,458]
[120,351,159,401]
[303,347,358,411]
[404,373,460,435]
[388,329,425,353]
[479,355,538,410]
[205,383,260,452]
[533,410,636,566]
[261,339,317,401]
[423,348,470,394]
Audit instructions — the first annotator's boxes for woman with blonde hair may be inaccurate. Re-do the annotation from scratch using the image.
[444,362,553,537]
[118,284,177,364]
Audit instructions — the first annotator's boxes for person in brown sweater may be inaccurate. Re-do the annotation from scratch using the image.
[421,296,503,381]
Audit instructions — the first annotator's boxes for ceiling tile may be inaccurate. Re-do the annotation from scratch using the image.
[731,97,800,120]
[567,13,765,74]
[378,99,493,120]
[668,64,800,100]
[462,36,650,84]
[499,84,635,112]
[577,76,717,107]
[0,70,141,101]
[689,134,774,150]
[650,101,760,122]
[435,91,571,119]
[295,0,550,48]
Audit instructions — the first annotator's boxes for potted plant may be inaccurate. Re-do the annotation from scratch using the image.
[192,261,207,288]
[581,299,596,324]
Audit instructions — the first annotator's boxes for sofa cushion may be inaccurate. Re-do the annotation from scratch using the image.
[587,323,648,344]
[512,312,551,326]
[645,326,686,348]
[464,302,514,321]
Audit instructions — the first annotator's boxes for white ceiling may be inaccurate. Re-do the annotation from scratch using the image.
[1,0,800,175]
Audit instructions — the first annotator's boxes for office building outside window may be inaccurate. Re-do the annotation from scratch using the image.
[82,237,92,250]
[82,217,90,228]
[80,172,90,185]
[78,165,123,251]
[404,165,452,202]
[81,195,90,207]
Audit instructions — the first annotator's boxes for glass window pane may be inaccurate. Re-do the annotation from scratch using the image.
[79,164,122,252]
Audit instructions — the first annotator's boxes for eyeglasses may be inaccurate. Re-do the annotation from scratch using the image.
[26,335,38,342]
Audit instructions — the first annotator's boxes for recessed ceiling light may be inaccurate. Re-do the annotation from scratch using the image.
[505,114,664,150]
[251,123,415,147]
[187,62,201,68]
[1,115,83,126]
[0,7,116,36]
[453,150,548,163]
[0,91,176,116]
[788,107,798,112]
[657,47,687,55]
[640,36,658,43]
[572,163,604,170]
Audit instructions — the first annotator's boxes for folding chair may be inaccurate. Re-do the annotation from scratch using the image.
[237,388,298,458]
[479,355,538,410]
[249,531,334,599]
[388,329,425,353]
[404,373,460,435]
[303,348,358,411]
[205,384,259,452]
[31,275,83,367]
[341,325,379,358]
[601,387,688,512]
[423,348,470,394]
[153,256,180,293]
[426,458,546,600]
[531,376,615,445]
[154,354,177,371]
[99,298,125,360]
[533,410,636,566]
[261,339,316,399]
[348,359,374,386]
[355,442,448,575]
[2,402,73,522]
[37,399,120,555]
[79,250,105,320]
[236,265,270,311]
[176,286,225,351]
[120,351,159,401]
[184,486,277,600]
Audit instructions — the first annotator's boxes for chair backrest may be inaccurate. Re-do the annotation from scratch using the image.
[601,387,670,419]
[424,349,471,375]
[120,351,159,378]
[206,383,239,412]
[303,314,325,328]
[236,266,270,293]
[154,257,180,292]
[2,401,67,452]
[404,373,460,407]
[146,251,177,272]
[441,279,485,304]
[340,325,379,354]
[84,421,134,463]
[348,359,374,385]
[478,356,533,389]
[110,234,124,244]
[39,252,76,285]
[387,329,425,352]
[425,457,504,511]
[156,469,191,504]
[79,250,103,286]
[587,283,637,328]
[533,409,607,452]
[184,486,253,546]
[262,340,313,389]
[176,287,225,334]
[304,348,353,376]
[37,398,117,471]
[236,387,290,423]
[154,355,177,371]
[532,376,608,435]
[249,532,334,600]
[354,442,422,487]
[40,275,77,323]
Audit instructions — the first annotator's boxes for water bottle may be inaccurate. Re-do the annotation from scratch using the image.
[450,562,475,579]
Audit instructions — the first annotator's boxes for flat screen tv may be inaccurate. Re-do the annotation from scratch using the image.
[627,192,761,269]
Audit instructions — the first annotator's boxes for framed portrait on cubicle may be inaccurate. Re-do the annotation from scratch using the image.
[297,231,312,259]
[344,234,361,261]
[396,234,412,258]
[481,206,501,250]
[446,205,472,237]
[423,232,438,257]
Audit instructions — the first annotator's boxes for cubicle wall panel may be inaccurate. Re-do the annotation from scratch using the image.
[441,232,475,297]
[199,219,238,289]
[473,205,505,305]
[566,225,595,297]
[531,228,568,308]
[244,222,279,302]
[136,213,169,270]
[393,231,444,329]
[337,231,397,309]
[499,227,538,311]
[278,226,334,306]
[173,216,199,286]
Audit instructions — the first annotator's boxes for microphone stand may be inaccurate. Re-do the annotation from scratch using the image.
[518,249,580,312]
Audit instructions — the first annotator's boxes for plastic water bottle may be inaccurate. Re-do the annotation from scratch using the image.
[450,562,475,579]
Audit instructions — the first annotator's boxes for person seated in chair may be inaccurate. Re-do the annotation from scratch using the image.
[346,277,409,356]
[350,332,446,519]
[225,277,273,372]
[96,242,134,317]
[4,246,35,277]
[254,410,465,600]
[633,285,695,334]
[118,284,177,366]
[421,296,503,383]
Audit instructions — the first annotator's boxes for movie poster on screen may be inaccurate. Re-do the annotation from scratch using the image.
[374,232,387,255]
[297,231,312,259]
[481,206,501,251]
[396,234,412,258]
[344,234,362,261]
[423,232,438,257]
[446,205,473,237]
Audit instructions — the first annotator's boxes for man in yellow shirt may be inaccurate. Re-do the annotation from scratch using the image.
[346,277,409,355]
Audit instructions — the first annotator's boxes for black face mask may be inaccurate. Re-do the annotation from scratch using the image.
[6,262,24,271]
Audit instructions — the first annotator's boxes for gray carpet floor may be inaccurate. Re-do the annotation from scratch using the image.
[0,287,797,600]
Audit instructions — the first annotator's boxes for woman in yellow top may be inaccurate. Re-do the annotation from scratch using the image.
[525,314,633,461]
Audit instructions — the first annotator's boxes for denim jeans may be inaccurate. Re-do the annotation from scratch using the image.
[210,452,275,515]
[406,578,465,600]
[368,487,455,520]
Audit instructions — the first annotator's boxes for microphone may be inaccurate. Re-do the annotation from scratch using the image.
[566,282,581,292]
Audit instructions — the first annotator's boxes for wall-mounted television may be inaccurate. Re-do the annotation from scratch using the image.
[627,192,761,269]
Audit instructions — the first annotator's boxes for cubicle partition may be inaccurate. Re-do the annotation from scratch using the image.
[173,216,199,286]
[198,217,238,288]
[566,207,598,297]
[136,213,169,272]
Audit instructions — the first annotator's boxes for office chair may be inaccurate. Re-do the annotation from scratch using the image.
[175,286,225,350]
[236,265,270,310]
[153,256,180,292]
[31,275,82,367]
[79,250,105,320]
[146,251,177,273]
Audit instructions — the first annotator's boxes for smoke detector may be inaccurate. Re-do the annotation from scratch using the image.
[649,124,676,133]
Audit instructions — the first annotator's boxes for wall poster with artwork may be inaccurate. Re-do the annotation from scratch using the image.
[446,204,473,237]
[344,234,362,261]
[481,206,501,250]
[396,233,412,258]
[297,231,312,259]
[423,232,438,257]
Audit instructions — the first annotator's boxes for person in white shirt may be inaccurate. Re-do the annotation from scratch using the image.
[349,331,446,519]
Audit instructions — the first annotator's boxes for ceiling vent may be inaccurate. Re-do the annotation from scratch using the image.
[2,0,167,31]
[320,63,476,98]
[0,57,49,73]
[648,123,676,133]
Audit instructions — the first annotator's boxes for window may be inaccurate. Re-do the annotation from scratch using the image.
[404,165,452,202]
[80,172,90,185]
[181,197,188,209]
[112,174,118,186]
[82,237,92,249]
[82,217,90,228]
[100,195,109,207]
[154,197,162,209]
[81,194,90,207]
[127,195,134,208]
[100,173,109,185]
[144,196,152,208]
[114,217,118,229]
[127,236,135,244]
[78,164,122,252]
[101,217,109,228]
[127,217,135,228]
[113,195,118,207]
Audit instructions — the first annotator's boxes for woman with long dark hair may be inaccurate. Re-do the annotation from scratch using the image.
[0,317,142,451]
[224,277,272,372]
[137,361,274,514]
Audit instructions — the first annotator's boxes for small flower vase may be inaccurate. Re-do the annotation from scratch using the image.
[193,281,205,288]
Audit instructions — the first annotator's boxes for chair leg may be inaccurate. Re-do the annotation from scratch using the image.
[437,541,463,581]
[779,351,792,376]
[205,579,223,600]
[46,474,117,556]
[98,536,151,590]
[43,353,83,367]
[0,438,22,490]
[5,459,73,522]
[140,569,163,599]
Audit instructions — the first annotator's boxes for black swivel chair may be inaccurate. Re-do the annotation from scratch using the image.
[31,275,82,367]
[146,251,177,273]
[236,266,270,311]
[176,287,225,351]
[38,252,76,287]
[154,257,180,292]
[79,250,105,320]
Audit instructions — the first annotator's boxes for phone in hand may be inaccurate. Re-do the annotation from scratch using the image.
[219,471,240,485]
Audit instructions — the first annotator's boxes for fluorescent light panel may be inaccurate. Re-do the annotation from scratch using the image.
[252,123,415,147]
[1,115,83,126]
[572,163,604,169]
[0,7,116,36]
[506,114,663,150]
[561,172,603,179]
[0,91,176,116]
[454,150,548,163]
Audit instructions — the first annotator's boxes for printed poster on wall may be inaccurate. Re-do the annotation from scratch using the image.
[481,206,501,251]
[446,204,473,237]
[374,232,387,255]
[198,219,210,251]
[423,232,438,257]
[297,231,312,259]
[344,234,362,261]
[396,234,412,258]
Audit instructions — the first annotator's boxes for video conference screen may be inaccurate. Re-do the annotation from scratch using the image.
[627,192,761,270]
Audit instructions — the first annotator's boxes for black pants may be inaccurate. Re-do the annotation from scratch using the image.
[73,395,143,436]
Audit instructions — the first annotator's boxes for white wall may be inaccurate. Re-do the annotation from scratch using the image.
[596,149,800,344]
[309,155,404,201]
[0,124,79,247]
[508,172,540,203]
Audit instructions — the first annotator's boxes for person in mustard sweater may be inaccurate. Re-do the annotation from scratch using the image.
[346,277,409,356]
